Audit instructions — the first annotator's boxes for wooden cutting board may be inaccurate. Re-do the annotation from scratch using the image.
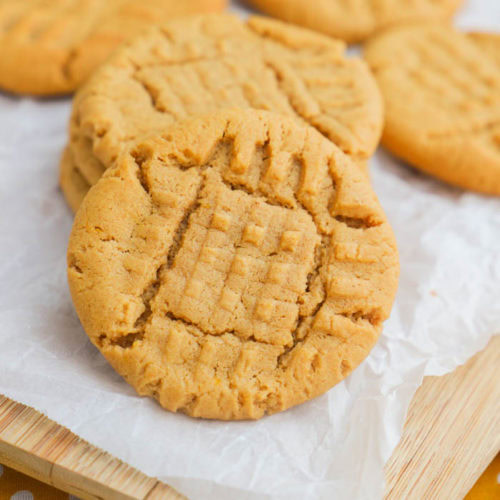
[1,335,498,500]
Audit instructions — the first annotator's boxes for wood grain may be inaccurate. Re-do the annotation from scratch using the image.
[385,335,500,499]
[0,335,498,499]
[0,397,184,499]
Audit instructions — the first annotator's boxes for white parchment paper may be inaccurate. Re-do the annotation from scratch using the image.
[0,1,499,499]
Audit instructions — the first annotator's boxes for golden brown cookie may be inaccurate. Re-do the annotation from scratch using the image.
[246,0,462,43]
[67,109,399,420]
[364,24,500,195]
[61,14,383,210]
[468,32,500,66]
[0,0,227,96]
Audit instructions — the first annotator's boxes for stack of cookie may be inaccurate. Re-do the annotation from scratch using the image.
[2,0,497,420]
[67,108,399,419]
[61,13,400,419]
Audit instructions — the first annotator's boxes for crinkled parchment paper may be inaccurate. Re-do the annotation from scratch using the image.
[0,2,499,499]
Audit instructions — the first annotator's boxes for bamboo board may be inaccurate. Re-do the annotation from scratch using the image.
[385,334,500,500]
[1,335,498,500]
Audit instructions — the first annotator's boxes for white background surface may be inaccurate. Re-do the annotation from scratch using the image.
[0,1,499,499]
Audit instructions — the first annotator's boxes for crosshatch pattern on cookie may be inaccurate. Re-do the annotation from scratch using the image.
[468,32,500,67]
[368,30,500,124]
[156,169,319,347]
[65,14,383,195]
[68,110,399,419]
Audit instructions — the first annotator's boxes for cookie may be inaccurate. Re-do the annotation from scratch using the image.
[246,0,462,43]
[0,0,226,96]
[61,14,383,210]
[364,24,500,195]
[67,109,399,420]
[468,32,500,66]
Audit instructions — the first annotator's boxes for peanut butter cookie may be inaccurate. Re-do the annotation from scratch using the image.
[61,14,383,210]
[246,0,462,43]
[0,0,226,95]
[67,109,399,420]
[364,24,500,195]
